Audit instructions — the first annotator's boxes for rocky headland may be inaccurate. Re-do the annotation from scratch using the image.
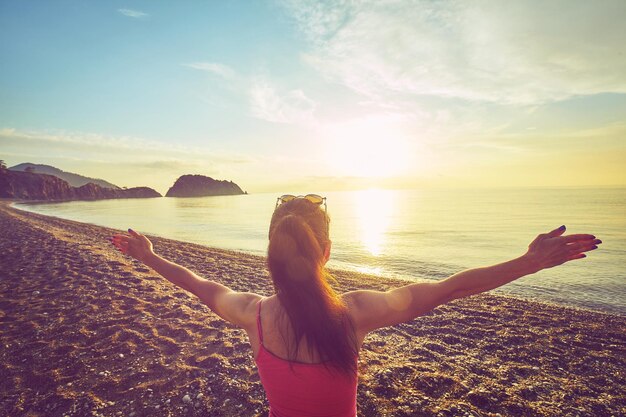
[9,163,120,189]
[165,174,245,198]
[0,170,161,201]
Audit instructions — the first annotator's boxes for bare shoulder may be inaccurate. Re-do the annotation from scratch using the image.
[342,288,411,312]
[341,289,385,311]
[234,291,264,313]
[234,291,264,322]
[341,281,454,334]
[341,289,395,333]
[208,289,263,329]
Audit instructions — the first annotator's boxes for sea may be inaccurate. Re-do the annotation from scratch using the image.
[14,187,626,315]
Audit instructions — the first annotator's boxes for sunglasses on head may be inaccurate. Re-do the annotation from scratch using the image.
[275,194,327,211]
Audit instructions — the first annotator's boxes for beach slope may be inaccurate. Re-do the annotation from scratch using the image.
[0,202,624,417]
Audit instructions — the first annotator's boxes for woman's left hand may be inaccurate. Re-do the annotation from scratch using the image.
[524,225,601,271]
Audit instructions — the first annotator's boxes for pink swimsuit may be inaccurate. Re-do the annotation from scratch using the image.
[255,300,358,417]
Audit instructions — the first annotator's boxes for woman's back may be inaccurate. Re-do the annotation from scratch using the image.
[253,297,358,417]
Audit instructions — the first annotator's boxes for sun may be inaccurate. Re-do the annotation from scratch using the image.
[323,116,413,178]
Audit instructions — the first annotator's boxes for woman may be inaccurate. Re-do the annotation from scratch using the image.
[111,194,601,417]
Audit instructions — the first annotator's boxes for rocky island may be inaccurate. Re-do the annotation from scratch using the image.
[0,169,161,201]
[165,174,246,197]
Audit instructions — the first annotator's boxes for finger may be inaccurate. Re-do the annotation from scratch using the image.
[567,240,594,251]
[570,245,599,255]
[546,225,566,238]
[112,237,129,247]
[562,234,596,243]
[567,253,586,261]
[111,242,128,249]
[112,235,130,243]
[567,242,599,257]
[128,228,141,238]
[120,241,130,253]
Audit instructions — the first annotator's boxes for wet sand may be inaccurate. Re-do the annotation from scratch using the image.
[0,201,624,417]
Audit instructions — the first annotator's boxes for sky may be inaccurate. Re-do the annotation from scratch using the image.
[1,0,625,194]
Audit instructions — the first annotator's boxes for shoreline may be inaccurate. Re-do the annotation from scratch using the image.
[1,202,625,416]
[8,200,623,317]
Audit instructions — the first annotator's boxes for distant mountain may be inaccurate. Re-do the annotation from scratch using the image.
[0,170,161,201]
[9,163,120,189]
[166,174,246,197]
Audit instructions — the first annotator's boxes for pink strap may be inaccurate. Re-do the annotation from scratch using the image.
[257,299,264,344]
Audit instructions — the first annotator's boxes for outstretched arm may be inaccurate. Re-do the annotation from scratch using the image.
[344,225,601,334]
[111,229,260,328]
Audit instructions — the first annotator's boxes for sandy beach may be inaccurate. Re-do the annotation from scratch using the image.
[0,202,624,417]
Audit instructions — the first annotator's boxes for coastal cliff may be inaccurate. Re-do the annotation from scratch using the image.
[165,174,245,197]
[9,163,120,189]
[0,170,161,201]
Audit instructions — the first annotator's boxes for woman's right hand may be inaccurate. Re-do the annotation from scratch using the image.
[524,225,601,271]
[110,228,155,263]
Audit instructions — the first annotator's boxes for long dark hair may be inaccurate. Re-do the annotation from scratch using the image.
[267,198,357,376]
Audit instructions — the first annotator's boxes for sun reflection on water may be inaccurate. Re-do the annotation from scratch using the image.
[355,265,385,276]
[354,189,395,256]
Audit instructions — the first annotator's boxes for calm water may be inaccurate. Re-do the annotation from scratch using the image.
[15,187,626,314]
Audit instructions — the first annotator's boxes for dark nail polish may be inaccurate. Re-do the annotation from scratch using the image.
[559,225,565,230]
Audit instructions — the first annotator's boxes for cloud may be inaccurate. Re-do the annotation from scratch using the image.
[280,0,353,42]
[138,159,201,171]
[484,122,626,149]
[249,80,317,124]
[183,62,237,80]
[281,0,626,105]
[181,59,322,125]
[1,127,173,153]
[117,8,148,19]
[0,127,253,165]
[181,63,317,125]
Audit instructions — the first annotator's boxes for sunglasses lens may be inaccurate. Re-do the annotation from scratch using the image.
[304,194,324,205]
[280,195,296,203]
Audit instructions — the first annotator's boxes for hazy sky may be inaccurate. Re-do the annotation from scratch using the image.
[1,0,625,194]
